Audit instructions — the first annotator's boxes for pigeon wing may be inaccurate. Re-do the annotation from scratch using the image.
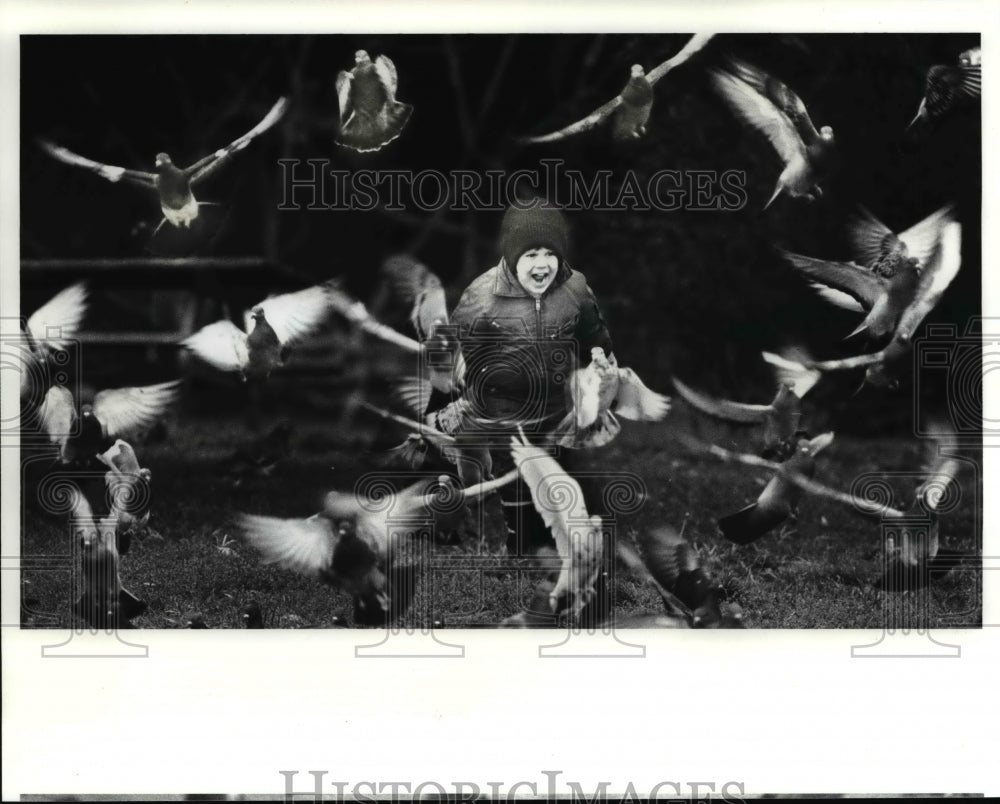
[780,250,886,310]
[374,55,399,96]
[708,67,806,168]
[764,346,821,399]
[26,282,88,351]
[612,368,671,421]
[38,385,77,446]
[238,513,336,578]
[335,71,354,125]
[646,33,715,84]
[255,283,332,346]
[568,366,603,429]
[518,95,624,144]
[183,320,249,372]
[38,140,156,187]
[893,222,962,342]
[190,96,289,185]
[92,380,181,441]
[724,56,821,142]
[672,376,770,424]
[845,206,898,268]
[897,203,957,269]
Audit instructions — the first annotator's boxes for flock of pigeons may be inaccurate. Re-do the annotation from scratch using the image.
[19,37,979,630]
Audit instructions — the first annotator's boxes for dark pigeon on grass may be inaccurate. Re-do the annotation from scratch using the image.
[335,50,413,152]
[39,97,288,238]
[241,601,264,629]
[518,34,714,143]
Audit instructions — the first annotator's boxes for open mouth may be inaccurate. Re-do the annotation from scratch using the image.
[529,271,550,284]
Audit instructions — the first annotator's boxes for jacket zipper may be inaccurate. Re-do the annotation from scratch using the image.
[535,297,542,339]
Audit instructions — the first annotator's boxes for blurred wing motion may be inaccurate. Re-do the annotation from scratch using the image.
[510,430,604,619]
[361,401,458,452]
[38,139,155,187]
[189,96,290,185]
[645,33,716,83]
[254,283,333,346]
[893,221,962,342]
[612,367,671,421]
[672,376,773,424]
[518,95,625,144]
[764,346,822,399]
[37,385,77,445]
[909,52,982,128]
[779,250,884,312]
[25,282,89,352]
[381,254,449,341]
[91,380,181,441]
[847,203,956,271]
[238,513,337,579]
[182,319,249,372]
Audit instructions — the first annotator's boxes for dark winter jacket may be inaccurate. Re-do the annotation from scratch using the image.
[449,259,613,425]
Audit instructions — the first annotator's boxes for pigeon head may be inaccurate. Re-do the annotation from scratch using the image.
[630,64,646,78]
[250,306,266,322]
[819,125,835,141]
[354,49,370,65]
[154,152,173,168]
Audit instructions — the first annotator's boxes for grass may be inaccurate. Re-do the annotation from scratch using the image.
[19,404,982,630]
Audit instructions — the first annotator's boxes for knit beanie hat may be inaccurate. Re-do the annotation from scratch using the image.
[500,203,569,270]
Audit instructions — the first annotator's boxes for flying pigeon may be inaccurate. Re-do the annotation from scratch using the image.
[335,50,413,152]
[769,221,963,390]
[37,380,180,465]
[509,430,606,619]
[880,420,966,591]
[238,469,519,624]
[709,56,835,208]
[39,96,288,236]
[183,283,334,382]
[909,46,981,129]
[552,347,670,448]
[17,282,88,403]
[717,432,835,545]
[780,203,956,340]
[518,34,715,143]
[361,401,463,469]
[96,439,153,555]
[327,283,464,394]
[673,347,820,459]
[68,481,147,629]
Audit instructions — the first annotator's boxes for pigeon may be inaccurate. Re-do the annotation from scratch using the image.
[335,50,413,152]
[37,380,181,464]
[780,204,956,340]
[327,284,464,394]
[909,46,981,129]
[768,221,963,390]
[880,420,966,591]
[96,439,153,556]
[184,613,209,629]
[183,283,334,381]
[68,482,147,629]
[219,422,294,486]
[673,348,819,459]
[380,255,468,400]
[517,34,714,143]
[17,282,88,404]
[616,530,744,628]
[238,470,519,624]
[39,97,288,236]
[241,601,264,628]
[709,56,835,208]
[553,347,670,448]
[361,401,462,469]
[509,430,605,619]
[717,432,835,545]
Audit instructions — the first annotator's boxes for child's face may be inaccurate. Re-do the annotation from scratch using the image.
[514,247,559,296]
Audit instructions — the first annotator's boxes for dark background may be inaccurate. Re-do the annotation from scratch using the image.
[20,33,981,434]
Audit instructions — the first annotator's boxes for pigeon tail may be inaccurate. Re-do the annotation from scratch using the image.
[337,103,413,152]
[907,99,927,131]
[763,182,783,211]
[718,501,788,545]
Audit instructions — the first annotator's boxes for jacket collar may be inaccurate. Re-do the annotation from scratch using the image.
[493,258,573,298]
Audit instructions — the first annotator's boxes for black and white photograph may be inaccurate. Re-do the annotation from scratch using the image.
[2,1,997,800]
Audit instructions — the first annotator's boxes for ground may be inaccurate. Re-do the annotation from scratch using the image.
[19,406,981,630]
